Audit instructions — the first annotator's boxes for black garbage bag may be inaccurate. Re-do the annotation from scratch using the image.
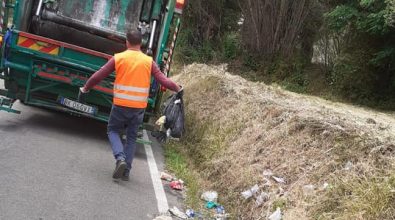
[163,92,185,138]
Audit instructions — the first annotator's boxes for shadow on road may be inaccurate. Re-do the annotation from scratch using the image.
[0,104,108,142]
[27,111,107,140]
[0,104,148,159]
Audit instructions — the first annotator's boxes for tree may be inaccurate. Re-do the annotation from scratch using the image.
[239,0,313,59]
[386,0,395,26]
[325,0,395,103]
[176,0,240,62]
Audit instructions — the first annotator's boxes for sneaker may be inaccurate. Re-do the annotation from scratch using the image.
[121,169,130,181]
[112,160,127,179]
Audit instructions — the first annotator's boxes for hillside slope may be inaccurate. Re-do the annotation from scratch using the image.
[170,64,395,220]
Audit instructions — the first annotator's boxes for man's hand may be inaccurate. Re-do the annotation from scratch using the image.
[176,86,183,98]
[80,87,89,93]
[78,87,89,102]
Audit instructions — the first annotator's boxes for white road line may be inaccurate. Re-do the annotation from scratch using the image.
[143,130,169,214]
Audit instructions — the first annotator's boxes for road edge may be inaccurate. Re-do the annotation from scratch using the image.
[143,130,169,214]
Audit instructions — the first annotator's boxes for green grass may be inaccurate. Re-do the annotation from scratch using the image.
[164,141,202,208]
[272,198,288,211]
[162,75,245,216]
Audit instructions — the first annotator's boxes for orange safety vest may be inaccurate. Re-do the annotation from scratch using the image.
[113,50,152,108]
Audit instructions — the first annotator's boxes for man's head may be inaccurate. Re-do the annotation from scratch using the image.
[126,30,142,48]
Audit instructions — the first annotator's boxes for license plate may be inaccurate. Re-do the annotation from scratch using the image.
[59,97,97,115]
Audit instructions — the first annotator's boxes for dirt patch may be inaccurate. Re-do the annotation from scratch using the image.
[170,64,395,219]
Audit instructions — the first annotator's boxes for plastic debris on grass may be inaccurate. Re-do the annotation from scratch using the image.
[160,172,174,182]
[216,206,225,214]
[186,209,195,218]
[206,201,219,209]
[158,171,228,219]
[156,116,166,127]
[321,182,329,190]
[272,176,286,184]
[214,213,230,220]
[255,192,270,207]
[170,179,184,191]
[344,161,353,171]
[262,169,274,177]
[159,171,184,191]
[169,206,188,219]
[159,172,228,219]
[201,191,218,202]
[302,184,315,196]
[268,208,282,220]
[241,184,260,199]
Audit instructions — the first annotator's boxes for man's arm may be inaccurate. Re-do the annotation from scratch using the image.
[151,62,181,92]
[82,58,115,92]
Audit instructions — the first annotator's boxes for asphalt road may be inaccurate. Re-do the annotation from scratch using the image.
[0,99,182,220]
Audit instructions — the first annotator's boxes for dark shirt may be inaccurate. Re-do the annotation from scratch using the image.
[84,56,180,92]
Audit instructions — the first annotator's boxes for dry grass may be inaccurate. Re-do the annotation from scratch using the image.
[169,64,395,219]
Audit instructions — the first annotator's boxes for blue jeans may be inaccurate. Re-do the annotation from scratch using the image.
[107,105,145,171]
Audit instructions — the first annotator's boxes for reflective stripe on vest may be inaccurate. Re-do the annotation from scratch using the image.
[114,84,150,93]
[113,93,148,102]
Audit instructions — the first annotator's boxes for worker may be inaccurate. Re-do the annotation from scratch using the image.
[80,30,182,181]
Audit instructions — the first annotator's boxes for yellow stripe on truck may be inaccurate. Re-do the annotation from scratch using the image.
[17,35,60,56]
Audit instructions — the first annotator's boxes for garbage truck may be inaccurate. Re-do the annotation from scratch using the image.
[0,0,186,122]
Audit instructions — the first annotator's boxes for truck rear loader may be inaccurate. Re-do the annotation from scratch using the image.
[0,0,185,123]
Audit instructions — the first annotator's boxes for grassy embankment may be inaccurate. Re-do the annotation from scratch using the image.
[164,64,395,219]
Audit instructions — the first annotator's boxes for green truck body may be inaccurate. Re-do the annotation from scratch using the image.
[0,0,185,122]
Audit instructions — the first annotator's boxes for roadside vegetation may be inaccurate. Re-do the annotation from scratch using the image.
[166,64,395,219]
[164,142,202,207]
[164,0,395,219]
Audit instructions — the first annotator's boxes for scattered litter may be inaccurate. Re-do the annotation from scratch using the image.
[344,161,353,171]
[272,176,286,184]
[216,205,225,214]
[206,201,218,209]
[156,116,166,126]
[153,215,172,220]
[169,206,188,219]
[302,184,315,195]
[185,209,195,218]
[241,191,253,199]
[250,184,260,193]
[170,179,184,190]
[321,182,329,190]
[241,184,260,199]
[214,213,230,220]
[262,169,273,177]
[201,191,218,202]
[268,207,282,220]
[255,192,269,206]
[160,172,174,182]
